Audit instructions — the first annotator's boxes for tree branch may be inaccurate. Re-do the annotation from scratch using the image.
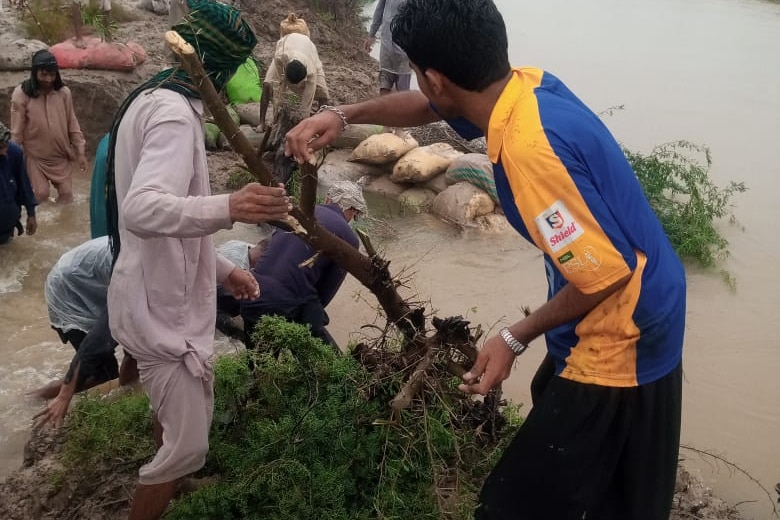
[165,31,274,186]
[166,30,425,342]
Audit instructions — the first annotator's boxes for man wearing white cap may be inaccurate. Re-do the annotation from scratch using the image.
[240,181,365,352]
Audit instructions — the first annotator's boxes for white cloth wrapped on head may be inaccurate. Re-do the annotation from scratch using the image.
[326,180,367,214]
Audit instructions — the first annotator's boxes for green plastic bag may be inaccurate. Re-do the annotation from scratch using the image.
[226,57,261,104]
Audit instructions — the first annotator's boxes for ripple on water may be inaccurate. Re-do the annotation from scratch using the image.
[0,264,28,294]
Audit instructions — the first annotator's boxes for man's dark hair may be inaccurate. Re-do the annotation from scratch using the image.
[284,59,308,85]
[391,0,510,92]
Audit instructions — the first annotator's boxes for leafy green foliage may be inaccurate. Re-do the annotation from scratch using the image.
[625,141,746,269]
[59,317,519,519]
[165,316,519,519]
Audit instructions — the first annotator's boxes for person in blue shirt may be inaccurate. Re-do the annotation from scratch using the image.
[0,121,37,245]
[283,1,686,519]
[239,181,365,352]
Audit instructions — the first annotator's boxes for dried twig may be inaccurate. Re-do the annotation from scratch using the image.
[680,444,779,517]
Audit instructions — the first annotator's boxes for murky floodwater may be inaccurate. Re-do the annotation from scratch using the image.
[2,0,779,517]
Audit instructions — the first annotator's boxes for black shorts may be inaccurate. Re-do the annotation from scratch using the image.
[476,355,682,520]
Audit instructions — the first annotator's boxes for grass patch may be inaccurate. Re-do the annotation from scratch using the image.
[20,0,73,45]
[225,168,256,190]
[19,0,137,44]
[79,1,117,41]
[63,391,154,468]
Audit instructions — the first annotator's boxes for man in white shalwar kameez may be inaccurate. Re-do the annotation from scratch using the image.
[105,2,290,519]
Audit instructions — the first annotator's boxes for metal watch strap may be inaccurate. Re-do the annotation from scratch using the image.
[499,327,529,356]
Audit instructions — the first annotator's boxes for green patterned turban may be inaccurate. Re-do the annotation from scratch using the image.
[173,0,258,91]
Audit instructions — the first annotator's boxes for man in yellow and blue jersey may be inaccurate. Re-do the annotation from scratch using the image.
[284,0,686,518]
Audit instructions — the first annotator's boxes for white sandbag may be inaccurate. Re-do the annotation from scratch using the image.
[431,182,496,226]
[317,149,388,188]
[445,153,498,203]
[398,187,437,213]
[391,142,463,183]
[234,102,262,127]
[331,124,385,149]
[349,133,418,165]
[363,174,410,199]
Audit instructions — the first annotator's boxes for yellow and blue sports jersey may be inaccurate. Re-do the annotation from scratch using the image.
[443,68,686,387]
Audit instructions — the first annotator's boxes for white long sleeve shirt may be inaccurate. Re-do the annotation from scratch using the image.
[108,88,235,374]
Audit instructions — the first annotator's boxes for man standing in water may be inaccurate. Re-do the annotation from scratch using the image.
[0,121,37,245]
[10,50,87,204]
[285,1,686,519]
[106,2,290,519]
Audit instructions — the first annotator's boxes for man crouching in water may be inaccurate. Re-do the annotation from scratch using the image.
[105,2,291,518]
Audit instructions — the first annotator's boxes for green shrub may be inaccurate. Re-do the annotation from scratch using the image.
[60,317,519,520]
[80,0,117,40]
[165,316,519,519]
[626,141,746,269]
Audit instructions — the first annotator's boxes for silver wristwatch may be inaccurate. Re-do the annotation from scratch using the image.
[499,327,529,356]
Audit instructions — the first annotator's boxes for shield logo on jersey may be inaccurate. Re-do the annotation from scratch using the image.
[545,210,564,229]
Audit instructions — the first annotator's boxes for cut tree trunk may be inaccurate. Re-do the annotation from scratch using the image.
[166,30,478,414]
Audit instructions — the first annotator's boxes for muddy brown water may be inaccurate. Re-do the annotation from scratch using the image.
[1,0,779,517]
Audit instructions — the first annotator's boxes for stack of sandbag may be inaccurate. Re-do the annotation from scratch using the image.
[344,132,504,224]
[280,13,310,37]
[49,37,146,71]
